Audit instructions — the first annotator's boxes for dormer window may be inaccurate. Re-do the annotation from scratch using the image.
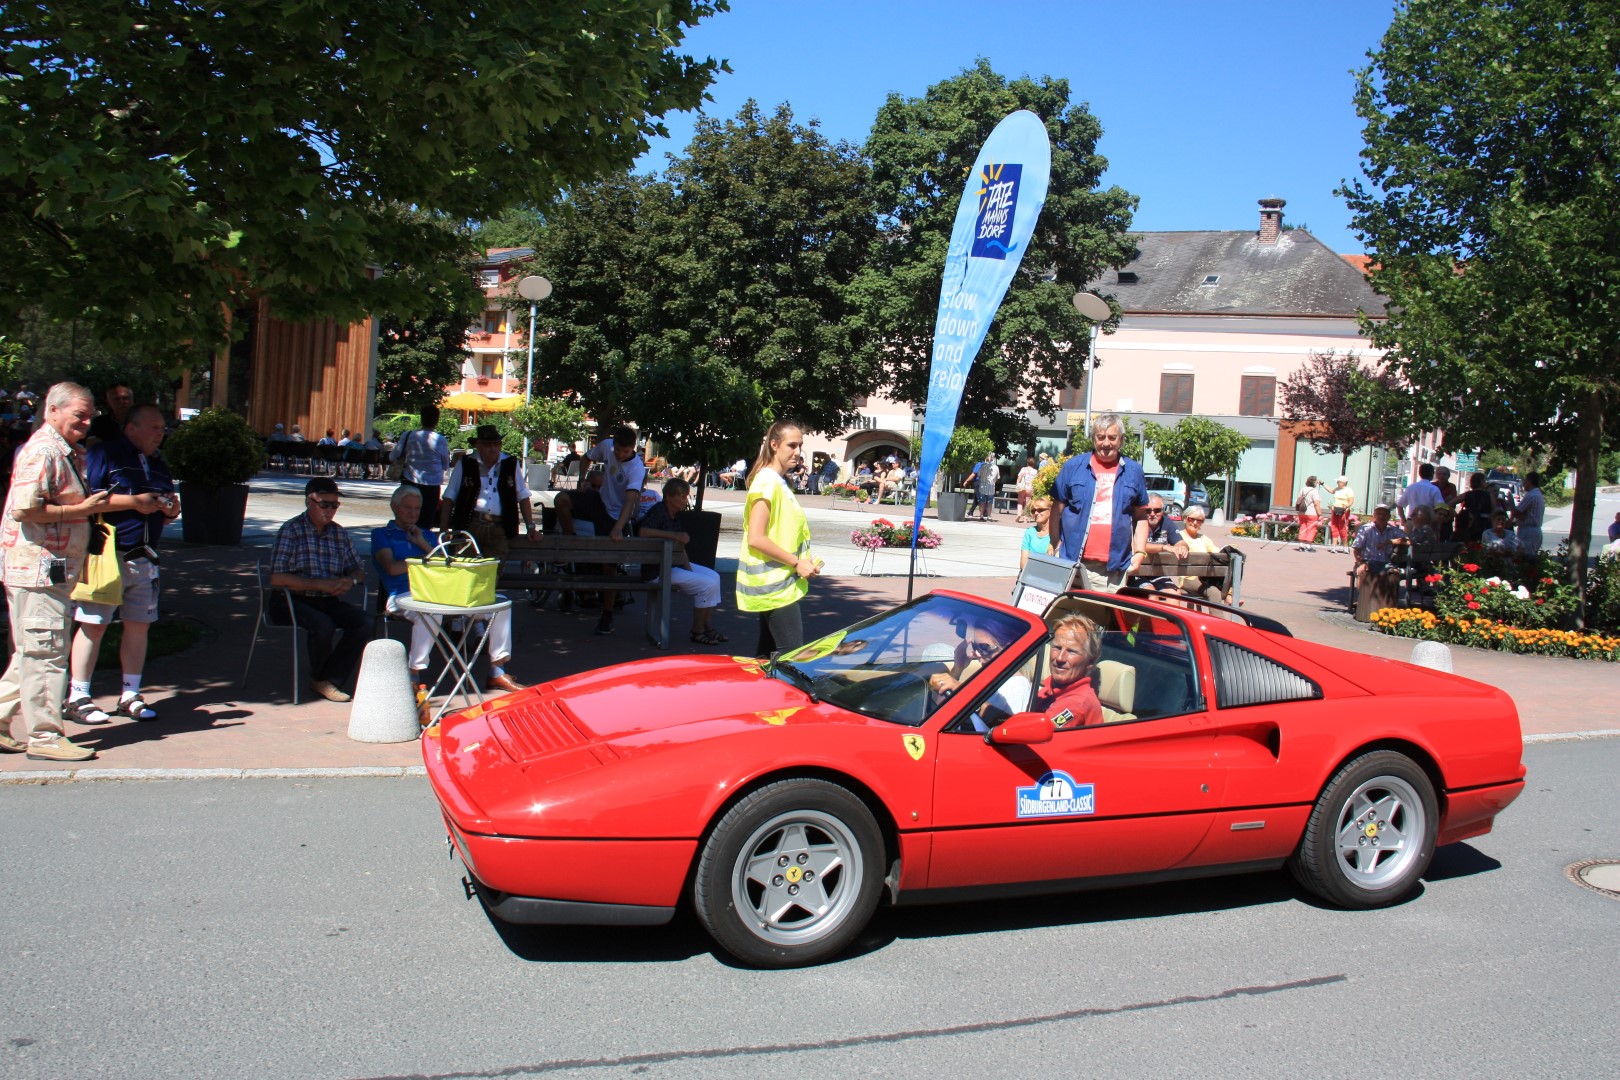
[1117,271,1138,284]
[1201,275,1220,286]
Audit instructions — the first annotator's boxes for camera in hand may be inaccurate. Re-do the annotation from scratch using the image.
[47,558,67,585]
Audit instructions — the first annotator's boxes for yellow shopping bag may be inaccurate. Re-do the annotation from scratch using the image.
[406,533,497,607]
[71,520,124,606]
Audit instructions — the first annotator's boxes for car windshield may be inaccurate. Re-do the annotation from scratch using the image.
[772,595,1030,727]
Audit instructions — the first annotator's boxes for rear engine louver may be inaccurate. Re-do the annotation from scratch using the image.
[1208,638,1322,709]
[491,699,589,761]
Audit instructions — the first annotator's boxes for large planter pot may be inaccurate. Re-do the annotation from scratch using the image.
[178,482,250,546]
[935,492,969,522]
[683,509,722,570]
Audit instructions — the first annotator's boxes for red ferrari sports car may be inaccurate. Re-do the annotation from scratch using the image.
[423,588,1525,967]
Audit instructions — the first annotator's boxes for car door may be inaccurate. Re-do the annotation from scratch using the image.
[926,609,1226,892]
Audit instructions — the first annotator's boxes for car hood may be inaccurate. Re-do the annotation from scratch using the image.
[425,654,862,832]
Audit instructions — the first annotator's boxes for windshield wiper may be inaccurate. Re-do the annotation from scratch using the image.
[770,659,821,703]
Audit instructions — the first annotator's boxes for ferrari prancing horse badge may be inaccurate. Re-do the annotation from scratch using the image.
[903,734,926,761]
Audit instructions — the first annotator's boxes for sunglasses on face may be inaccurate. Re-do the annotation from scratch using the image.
[311,499,341,510]
[1147,508,1164,516]
[967,640,997,657]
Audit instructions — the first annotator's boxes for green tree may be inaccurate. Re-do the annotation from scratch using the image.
[1278,350,1411,474]
[656,101,877,434]
[1341,0,1620,602]
[374,216,484,412]
[1141,417,1250,507]
[529,173,665,424]
[1,1,728,366]
[509,397,589,456]
[855,60,1138,448]
[473,207,547,251]
[621,352,766,510]
[941,425,995,490]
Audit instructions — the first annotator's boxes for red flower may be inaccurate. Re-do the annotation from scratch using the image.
[1463,593,1474,602]
[1536,599,1545,605]
[1541,577,1555,585]
[1424,573,1443,584]
[1462,563,1480,573]
[1467,602,1481,610]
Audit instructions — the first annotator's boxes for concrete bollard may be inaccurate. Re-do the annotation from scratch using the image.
[1409,640,1454,674]
[348,638,421,743]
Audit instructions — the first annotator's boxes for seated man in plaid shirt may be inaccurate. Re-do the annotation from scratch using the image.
[269,476,369,702]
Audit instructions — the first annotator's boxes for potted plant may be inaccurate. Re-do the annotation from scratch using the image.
[163,407,267,545]
[936,426,994,522]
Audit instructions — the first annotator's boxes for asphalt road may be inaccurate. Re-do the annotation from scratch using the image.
[2,739,1616,1080]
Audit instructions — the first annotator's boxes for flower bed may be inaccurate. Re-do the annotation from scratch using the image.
[1228,511,1360,542]
[826,483,867,503]
[1369,607,1620,661]
[850,517,942,551]
[1368,547,1619,661]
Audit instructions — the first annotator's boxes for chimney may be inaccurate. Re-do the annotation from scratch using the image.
[1257,197,1286,243]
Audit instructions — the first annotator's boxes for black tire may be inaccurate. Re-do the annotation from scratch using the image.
[1289,750,1439,908]
[693,779,884,968]
[1166,500,1184,519]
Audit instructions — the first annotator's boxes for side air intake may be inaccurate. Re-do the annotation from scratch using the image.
[1208,638,1322,709]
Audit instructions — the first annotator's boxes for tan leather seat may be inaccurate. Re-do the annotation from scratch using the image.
[1095,659,1136,722]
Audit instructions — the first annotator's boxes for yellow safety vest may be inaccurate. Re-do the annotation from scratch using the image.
[736,468,811,613]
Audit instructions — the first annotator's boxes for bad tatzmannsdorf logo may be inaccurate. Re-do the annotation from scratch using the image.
[971,163,1023,260]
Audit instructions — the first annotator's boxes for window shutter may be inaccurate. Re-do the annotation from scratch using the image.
[1159,373,1193,414]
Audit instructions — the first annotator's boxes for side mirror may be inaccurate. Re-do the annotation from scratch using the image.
[986,713,1054,746]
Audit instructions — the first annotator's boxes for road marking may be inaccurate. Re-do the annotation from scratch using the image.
[1524,729,1620,744]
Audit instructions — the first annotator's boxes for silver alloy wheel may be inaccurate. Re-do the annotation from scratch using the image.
[1333,774,1427,890]
[730,809,866,949]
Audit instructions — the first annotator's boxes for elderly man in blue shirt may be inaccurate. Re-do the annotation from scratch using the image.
[1047,413,1151,592]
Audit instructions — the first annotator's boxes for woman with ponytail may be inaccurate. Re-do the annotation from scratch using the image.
[736,420,819,657]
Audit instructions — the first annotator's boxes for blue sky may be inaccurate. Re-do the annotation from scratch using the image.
[640,1,1396,253]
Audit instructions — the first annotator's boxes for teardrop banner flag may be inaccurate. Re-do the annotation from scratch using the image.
[910,111,1051,589]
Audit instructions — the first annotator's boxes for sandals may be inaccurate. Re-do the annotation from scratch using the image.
[114,694,159,722]
[63,697,112,726]
[689,628,729,646]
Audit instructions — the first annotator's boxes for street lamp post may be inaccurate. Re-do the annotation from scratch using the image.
[1071,290,1112,440]
[515,275,553,462]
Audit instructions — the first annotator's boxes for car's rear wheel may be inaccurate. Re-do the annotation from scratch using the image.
[694,779,883,968]
[1290,750,1438,908]
[1165,500,1184,519]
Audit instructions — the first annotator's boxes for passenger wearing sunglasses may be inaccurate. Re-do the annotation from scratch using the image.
[269,476,369,702]
[1129,496,1187,590]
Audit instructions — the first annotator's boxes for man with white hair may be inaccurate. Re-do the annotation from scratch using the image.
[0,382,112,760]
[1047,413,1150,592]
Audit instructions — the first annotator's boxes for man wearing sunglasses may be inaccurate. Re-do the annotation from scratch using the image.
[269,476,369,702]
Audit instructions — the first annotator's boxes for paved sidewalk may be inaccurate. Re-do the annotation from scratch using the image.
[1,478,1612,779]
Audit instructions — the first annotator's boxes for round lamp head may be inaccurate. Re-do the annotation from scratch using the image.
[517,275,553,302]
[1072,292,1111,321]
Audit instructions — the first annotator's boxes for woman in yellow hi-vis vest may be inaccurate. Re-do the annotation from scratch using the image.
[737,420,820,657]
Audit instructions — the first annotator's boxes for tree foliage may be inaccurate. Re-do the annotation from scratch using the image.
[0,1,728,365]
[1141,417,1250,503]
[532,102,876,434]
[854,60,1138,448]
[1278,350,1411,472]
[1341,0,1620,593]
[620,351,765,509]
[374,215,484,412]
[509,397,588,448]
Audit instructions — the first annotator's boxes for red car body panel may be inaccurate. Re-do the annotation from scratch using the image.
[423,589,1526,924]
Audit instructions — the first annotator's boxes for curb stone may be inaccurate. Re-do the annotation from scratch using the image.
[0,765,427,784]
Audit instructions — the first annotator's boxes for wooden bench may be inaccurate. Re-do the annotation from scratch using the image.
[1345,540,1464,615]
[500,536,677,647]
[1133,550,1245,605]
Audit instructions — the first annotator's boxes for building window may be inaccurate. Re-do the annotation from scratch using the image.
[1159,373,1194,414]
[1239,375,1275,416]
[479,269,501,287]
[1058,384,1084,409]
[483,313,502,334]
[851,395,869,408]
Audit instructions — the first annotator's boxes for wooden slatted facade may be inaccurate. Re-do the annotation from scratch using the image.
[240,296,379,440]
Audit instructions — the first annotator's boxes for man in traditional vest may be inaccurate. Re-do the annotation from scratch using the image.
[440,424,537,561]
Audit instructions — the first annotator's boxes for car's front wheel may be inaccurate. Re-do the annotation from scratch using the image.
[1290,750,1439,908]
[694,779,884,968]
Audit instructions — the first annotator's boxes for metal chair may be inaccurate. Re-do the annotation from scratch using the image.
[241,558,306,704]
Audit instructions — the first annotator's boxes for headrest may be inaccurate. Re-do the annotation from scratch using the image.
[1094,660,1135,714]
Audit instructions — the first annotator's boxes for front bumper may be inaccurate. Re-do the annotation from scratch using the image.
[443,813,695,920]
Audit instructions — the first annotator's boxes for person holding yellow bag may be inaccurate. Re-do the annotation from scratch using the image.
[0,382,111,761]
[66,404,180,726]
